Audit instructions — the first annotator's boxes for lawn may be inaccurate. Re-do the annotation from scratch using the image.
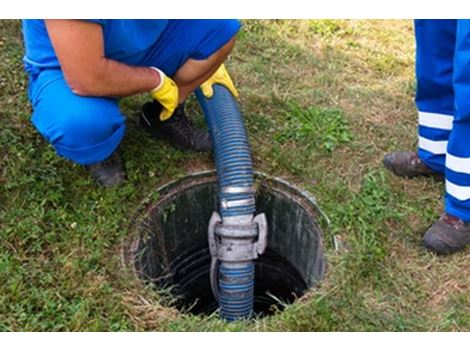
[1,19,469,331]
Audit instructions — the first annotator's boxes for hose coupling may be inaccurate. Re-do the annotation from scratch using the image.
[208,212,268,263]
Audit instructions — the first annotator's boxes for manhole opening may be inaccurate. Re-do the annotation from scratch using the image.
[126,171,326,319]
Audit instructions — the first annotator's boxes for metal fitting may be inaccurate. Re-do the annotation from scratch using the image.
[220,196,256,210]
[207,211,268,300]
[208,212,268,262]
[220,186,256,194]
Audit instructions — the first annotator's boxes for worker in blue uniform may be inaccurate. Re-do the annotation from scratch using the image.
[22,19,240,186]
[384,20,470,255]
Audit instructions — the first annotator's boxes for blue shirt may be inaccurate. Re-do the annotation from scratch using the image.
[22,19,169,75]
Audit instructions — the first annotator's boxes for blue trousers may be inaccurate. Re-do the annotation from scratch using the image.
[415,19,470,221]
[28,19,240,165]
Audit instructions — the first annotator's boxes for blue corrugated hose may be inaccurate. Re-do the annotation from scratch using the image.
[218,263,255,320]
[196,84,256,320]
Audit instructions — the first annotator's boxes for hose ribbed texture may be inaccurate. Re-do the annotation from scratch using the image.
[218,262,255,321]
[196,85,255,218]
[196,84,255,320]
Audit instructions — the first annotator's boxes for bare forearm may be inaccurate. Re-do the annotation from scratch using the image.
[44,20,162,98]
[69,58,161,97]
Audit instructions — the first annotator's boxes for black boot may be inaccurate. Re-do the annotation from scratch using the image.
[423,213,470,255]
[140,101,212,152]
[85,149,126,187]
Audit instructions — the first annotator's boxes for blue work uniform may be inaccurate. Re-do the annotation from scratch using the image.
[22,19,241,165]
[415,19,470,221]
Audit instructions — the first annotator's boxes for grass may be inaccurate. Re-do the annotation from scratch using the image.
[1,19,470,331]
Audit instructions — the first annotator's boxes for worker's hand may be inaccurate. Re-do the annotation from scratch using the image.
[150,67,179,121]
[200,63,239,99]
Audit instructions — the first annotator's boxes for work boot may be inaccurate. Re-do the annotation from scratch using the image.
[383,151,439,178]
[85,149,126,187]
[140,101,212,152]
[423,213,470,255]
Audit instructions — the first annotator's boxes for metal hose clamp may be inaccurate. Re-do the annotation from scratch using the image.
[220,186,256,194]
[220,196,255,210]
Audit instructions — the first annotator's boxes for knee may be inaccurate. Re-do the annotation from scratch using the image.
[212,20,239,56]
[196,19,239,63]
[35,97,124,149]
[215,19,241,40]
[61,100,123,147]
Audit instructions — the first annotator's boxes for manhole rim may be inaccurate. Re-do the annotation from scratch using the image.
[120,169,328,315]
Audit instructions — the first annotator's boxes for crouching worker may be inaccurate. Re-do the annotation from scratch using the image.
[22,19,240,186]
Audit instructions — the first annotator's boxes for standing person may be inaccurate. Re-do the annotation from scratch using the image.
[22,19,240,186]
[384,19,470,255]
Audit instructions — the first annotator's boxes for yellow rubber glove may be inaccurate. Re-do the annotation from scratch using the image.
[150,67,179,121]
[200,64,239,99]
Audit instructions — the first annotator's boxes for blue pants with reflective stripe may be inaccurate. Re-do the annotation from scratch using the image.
[28,19,240,166]
[415,19,470,221]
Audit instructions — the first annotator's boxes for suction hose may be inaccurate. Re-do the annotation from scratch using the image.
[196,84,268,321]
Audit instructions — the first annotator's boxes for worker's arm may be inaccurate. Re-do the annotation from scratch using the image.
[46,20,178,119]
[45,20,156,95]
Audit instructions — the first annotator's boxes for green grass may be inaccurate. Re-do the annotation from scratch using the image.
[1,19,469,331]
[274,101,352,152]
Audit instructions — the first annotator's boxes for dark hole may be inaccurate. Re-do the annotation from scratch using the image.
[127,172,325,319]
[144,246,307,317]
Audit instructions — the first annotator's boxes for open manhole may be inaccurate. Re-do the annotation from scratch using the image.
[123,171,326,318]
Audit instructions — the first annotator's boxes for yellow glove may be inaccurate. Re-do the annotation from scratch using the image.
[150,67,179,121]
[200,63,239,99]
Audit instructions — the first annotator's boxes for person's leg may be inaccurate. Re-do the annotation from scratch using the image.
[445,20,470,220]
[383,20,457,178]
[422,20,470,255]
[415,19,457,173]
[142,19,240,89]
[30,69,126,185]
[139,20,241,152]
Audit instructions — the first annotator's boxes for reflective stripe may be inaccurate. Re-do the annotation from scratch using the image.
[418,111,454,130]
[446,180,470,201]
[446,153,470,174]
[418,136,447,154]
